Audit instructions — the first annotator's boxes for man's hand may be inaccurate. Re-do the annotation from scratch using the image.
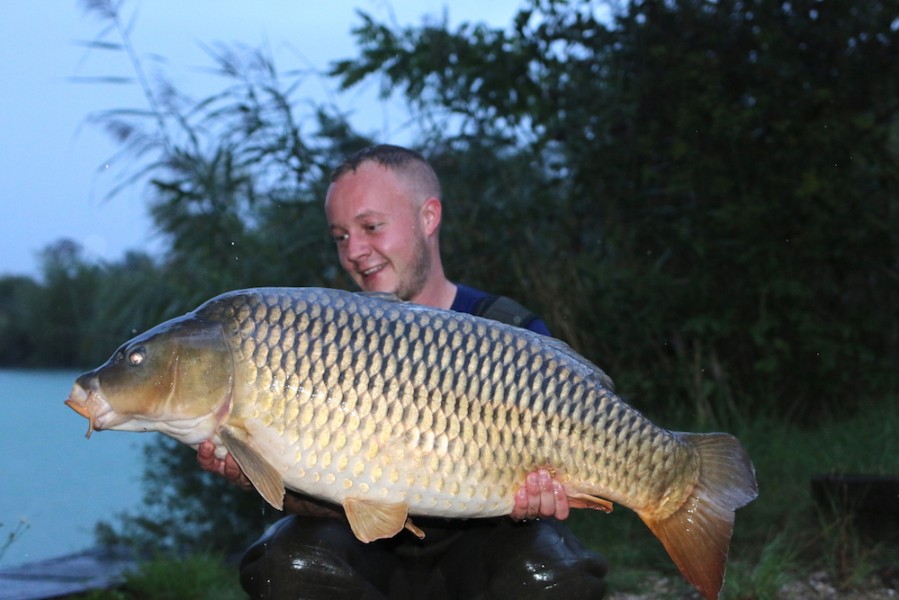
[511,468,570,521]
[197,440,253,490]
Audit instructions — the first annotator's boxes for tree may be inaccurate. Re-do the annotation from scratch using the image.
[25,240,102,367]
[84,46,367,304]
[0,276,40,366]
[332,0,899,420]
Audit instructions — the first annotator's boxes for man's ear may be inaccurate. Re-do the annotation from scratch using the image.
[420,197,442,236]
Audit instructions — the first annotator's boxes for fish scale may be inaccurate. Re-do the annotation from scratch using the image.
[199,288,682,518]
[66,286,757,599]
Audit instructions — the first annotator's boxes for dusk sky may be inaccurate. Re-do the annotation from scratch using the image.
[0,1,521,279]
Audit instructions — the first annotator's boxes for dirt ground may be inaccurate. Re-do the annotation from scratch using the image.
[605,568,899,599]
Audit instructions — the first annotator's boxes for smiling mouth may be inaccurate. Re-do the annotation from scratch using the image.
[359,264,385,279]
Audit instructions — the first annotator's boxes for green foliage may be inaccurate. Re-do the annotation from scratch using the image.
[564,395,899,597]
[80,0,372,307]
[331,0,899,422]
[724,532,801,600]
[28,240,102,366]
[0,276,40,365]
[0,243,175,369]
[82,552,243,600]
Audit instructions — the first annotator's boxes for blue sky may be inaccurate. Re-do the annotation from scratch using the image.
[0,1,520,279]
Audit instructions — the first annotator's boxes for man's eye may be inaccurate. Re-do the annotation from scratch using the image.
[333,233,349,244]
[364,223,382,232]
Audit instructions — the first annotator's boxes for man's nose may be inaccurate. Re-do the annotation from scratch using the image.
[345,235,370,261]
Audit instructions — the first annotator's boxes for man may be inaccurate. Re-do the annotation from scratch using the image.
[199,144,607,598]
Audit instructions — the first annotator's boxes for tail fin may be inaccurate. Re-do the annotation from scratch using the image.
[637,433,758,600]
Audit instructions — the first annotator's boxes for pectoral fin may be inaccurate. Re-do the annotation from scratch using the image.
[568,493,614,513]
[219,427,285,511]
[343,497,415,543]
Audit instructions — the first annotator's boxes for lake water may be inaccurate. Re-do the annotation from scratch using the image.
[0,369,149,567]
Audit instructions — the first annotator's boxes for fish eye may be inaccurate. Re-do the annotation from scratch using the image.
[128,347,146,366]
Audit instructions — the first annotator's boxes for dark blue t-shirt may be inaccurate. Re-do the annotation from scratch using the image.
[450,283,551,336]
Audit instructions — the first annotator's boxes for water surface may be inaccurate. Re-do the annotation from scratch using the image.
[0,369,148,566]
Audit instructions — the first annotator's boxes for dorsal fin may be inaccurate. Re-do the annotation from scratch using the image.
[357,291,404,303]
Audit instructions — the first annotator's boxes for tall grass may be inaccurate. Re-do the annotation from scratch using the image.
[82,553,244,600]
[568,395,899,597]
[0,519,28,562]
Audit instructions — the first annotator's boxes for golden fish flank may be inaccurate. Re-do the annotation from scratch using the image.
[65,287,757,600]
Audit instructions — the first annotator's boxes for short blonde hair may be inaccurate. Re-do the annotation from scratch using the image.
[331,144,442,204]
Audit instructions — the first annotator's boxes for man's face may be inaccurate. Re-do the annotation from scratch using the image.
[325,162,431,300]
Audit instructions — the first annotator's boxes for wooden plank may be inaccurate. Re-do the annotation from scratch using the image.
[0,546,137,600]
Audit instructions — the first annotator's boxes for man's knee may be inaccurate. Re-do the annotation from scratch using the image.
[239,516,392,600]
[484,520,607,599]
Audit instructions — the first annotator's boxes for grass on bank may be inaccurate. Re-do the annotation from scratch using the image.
[78,396,897,600]
[81,553,244,600]
[568,394,899,598]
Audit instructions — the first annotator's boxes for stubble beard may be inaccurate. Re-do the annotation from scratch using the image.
[394,235,431,301]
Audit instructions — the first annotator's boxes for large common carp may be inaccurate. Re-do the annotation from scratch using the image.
[66,287,757,599]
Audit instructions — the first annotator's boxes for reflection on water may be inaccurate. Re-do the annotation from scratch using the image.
[0,369,148,566]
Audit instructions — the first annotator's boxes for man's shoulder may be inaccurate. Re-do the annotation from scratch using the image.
[452,284,550,335]
[451,283,491,314]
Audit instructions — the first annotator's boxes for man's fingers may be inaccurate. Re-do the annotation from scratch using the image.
[196,441,223,475]
[196,442,251,488]
[510,468,571,522]
[510,487,529,520]
[552,480,570,520]
[223,455,253,490]
[537,470,555,518]
[223,456,239,479]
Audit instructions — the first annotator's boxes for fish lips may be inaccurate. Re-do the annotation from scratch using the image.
[64,377,124,438]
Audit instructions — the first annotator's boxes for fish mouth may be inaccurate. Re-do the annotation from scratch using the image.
[64,381,115,439]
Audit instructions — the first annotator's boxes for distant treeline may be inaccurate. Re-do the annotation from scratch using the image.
[3,0,896,432]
